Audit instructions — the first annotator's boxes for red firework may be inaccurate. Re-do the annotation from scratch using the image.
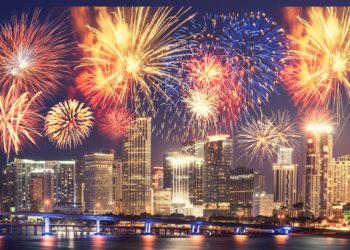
[98,109,134,141]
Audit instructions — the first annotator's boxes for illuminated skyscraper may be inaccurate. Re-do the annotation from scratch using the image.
[252,192,274,217]
[84,149,115,214]
[305,124,333,217]
[203,135,233,216]
[333,155,350,204]
[273,148,298,208]
[153,188,172,215]
[122,117,152,215]
[163,151,178,189]
[1,163,16,212]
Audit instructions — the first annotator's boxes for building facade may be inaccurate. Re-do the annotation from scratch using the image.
[122,117,152,215]
[333,155,350,204]
[305,124,333,217]
[152,166,164,190]
[273,148,298,208]
[203,135,233,216]
[252,192,274,217]
[153,188,172,215]
[84,150,114,214]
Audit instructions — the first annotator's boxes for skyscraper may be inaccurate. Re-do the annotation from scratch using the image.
[333,155,350,204]
[273,148,298,208]
[2,158,75,212]
[30,169,54,212]
[163,151,178,189]
[122,117,152,215]
[229,167,266,217]
[252,192,274,217]
[84,149,115,214]
[305,123,333,217]
[1,162,16,212]
[203,135,233,216]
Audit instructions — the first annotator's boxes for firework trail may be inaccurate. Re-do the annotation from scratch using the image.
[75,7,195,114]
[0,9,71,100]
[45,99,94,149]
[0,85,42,157]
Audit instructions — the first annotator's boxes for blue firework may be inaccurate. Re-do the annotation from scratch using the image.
[221,11,290,105]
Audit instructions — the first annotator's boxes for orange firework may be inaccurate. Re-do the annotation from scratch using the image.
[0,9,71,100]
[98,109,134,141]
[0,85,42,156]
[74,7,194,113]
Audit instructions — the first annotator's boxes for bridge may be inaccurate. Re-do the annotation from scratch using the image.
[0,212,292,236]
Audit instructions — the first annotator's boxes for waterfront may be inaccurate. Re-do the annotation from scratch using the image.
[0,235,349,250]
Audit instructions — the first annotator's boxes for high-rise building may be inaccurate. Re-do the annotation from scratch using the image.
[84,149,115,214]
[113,159,123,214]
[152,166,164,190]
[273,148,298,207]
[305,123,333,217]
[163,151,178,189]
[122,117,152,215]
[3,158,75,212]
[252,192,274,217]
[153,188,172,215]
[203,135,233,216]
[1,162,17,212]
[75,159,85,208]
[30,169,54,212]
[333,155,350,204]
[229,167,265,217]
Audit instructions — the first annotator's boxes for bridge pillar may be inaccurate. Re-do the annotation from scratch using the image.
[95,220,101,235]
[143,222,152,235]
[191,224,201,235]
[43,217,51,235]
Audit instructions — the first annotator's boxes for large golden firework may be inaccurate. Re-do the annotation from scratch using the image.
[45,99,94,149]
[286,7,350,117]
[75,7,195,113]
[0,85,42,156]
[0,9,70,100]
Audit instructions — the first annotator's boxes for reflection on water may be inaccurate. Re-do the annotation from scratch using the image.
[233,235,248,244]
[91,235,106,250]
[275,235,289,245]
[40,235,57,249]
[0,235,349,250]
[141,235,156,250]
[190,235,205,249]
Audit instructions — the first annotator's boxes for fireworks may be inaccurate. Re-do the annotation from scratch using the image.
[0,9,70,100]
[98,109,134,141]
[302,108,335,133]
[285,7,350,117]
[221,11,289,105]
[179,13,228,48]
[45,99,94,149]
[75,7,195,114]
[0,85,42,156]
[237,111,299,161]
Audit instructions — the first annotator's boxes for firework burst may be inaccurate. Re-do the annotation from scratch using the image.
[75,7,195,114]
[221,11,289,106]
[286,7,350,117]
[45,99,94,149]
[237,111,299,161]
[0,9,70,100]
[0,85,42,156]
[98,109,134,141]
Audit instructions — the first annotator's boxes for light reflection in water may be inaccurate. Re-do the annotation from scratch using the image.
[275,235,289,245]
[233,235,248,244]
[91,235,107,250]
[190,235,205,249]
[40,236,57,249]
[141,235,156,250]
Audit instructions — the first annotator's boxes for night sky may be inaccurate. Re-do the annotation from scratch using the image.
[1,0,350,193]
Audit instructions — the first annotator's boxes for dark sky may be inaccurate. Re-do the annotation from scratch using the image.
[1,0,350,193]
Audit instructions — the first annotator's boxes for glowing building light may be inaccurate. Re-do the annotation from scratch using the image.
[306,123,333,134]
